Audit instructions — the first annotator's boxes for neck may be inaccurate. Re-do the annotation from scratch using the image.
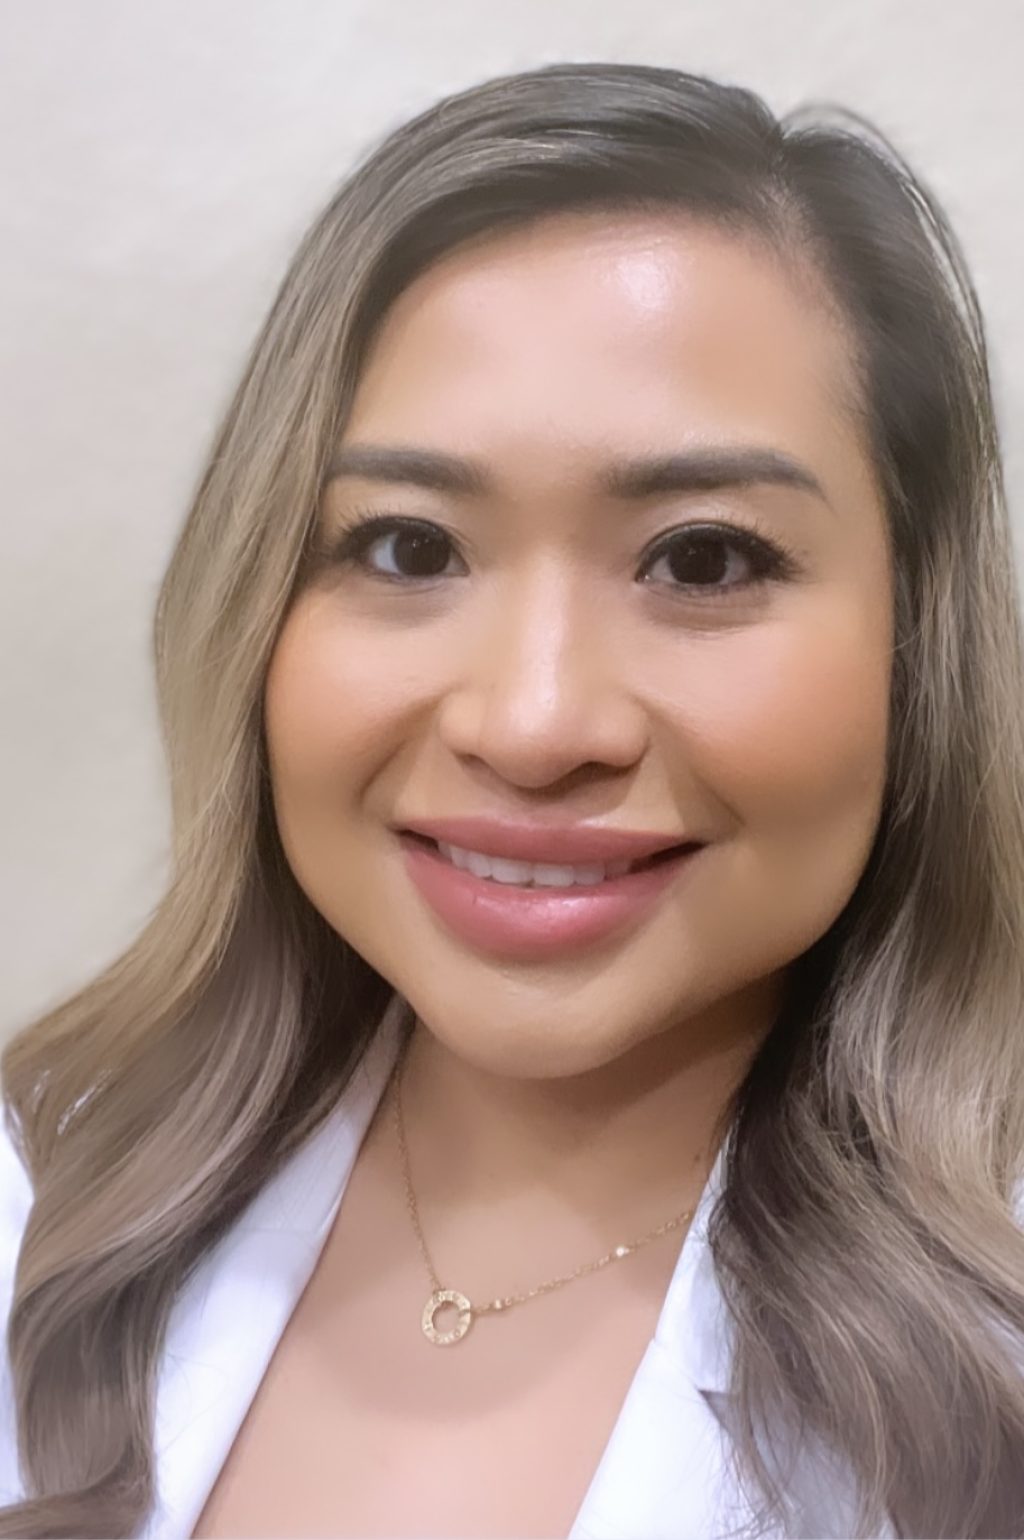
[384,978,782,1283]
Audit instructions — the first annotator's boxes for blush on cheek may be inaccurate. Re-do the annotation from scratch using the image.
[264,599,457,918]
[681,619,890,829]
[265,600,402,778]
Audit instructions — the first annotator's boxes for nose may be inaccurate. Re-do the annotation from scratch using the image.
[435,565,649,791]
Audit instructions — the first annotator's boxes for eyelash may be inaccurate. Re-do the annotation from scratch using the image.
[322,508,803,600]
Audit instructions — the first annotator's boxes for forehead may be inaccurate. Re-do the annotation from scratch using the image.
[344,211,863,486]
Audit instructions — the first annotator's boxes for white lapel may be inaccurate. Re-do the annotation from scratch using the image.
[568,1119,899,1540]
[566,1147,767,1540]
[141,995,412,1539]
[127,991,894,1539]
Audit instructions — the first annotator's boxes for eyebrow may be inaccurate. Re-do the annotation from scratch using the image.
[323,443,831,506]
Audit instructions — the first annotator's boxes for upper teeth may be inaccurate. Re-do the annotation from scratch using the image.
[436,841,636,887]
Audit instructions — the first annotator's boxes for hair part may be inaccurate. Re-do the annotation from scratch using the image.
[3,60,1024,1537]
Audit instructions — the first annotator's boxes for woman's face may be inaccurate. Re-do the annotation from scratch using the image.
[264,211,893,1081]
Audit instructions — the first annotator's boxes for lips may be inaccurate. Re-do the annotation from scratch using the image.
[397,829,704,959]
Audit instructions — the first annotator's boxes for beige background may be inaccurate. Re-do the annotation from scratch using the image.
[2,0,1021,1040]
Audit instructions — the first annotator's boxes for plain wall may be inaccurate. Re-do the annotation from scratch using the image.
[2,0,1021,1040]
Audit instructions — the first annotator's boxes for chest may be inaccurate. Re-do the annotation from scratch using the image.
[188,1125,684,1539]
[188,1258,677,1540]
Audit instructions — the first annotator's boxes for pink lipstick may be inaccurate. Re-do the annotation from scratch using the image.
[395,825,705,960]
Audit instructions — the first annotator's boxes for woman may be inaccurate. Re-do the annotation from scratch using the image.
[1,59,1023,1540]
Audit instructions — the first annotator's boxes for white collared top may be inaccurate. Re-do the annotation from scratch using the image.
[1,993,911,1537]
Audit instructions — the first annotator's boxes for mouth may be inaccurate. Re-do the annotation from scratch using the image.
[395,827,705,957]
[398,830,701,886]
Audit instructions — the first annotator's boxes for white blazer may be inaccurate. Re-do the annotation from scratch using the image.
[0,992,907,1538]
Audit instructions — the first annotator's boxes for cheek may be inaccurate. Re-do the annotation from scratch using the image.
[263,598,408,796]
[654,599,892,971]
[674,603,891,839]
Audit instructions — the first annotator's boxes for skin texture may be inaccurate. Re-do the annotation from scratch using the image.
[262,211,894,1286]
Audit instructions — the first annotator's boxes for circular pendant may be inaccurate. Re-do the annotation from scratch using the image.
[422,1288,473,1345]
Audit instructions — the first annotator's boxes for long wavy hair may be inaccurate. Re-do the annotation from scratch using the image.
[3,61,1024,1539]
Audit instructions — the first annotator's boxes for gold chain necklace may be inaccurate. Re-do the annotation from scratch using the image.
[392,1033,698,1346]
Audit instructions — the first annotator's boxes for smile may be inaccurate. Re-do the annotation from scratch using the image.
[397,832,704,959]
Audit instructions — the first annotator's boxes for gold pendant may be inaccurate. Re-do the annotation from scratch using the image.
[422,1288,473,1345]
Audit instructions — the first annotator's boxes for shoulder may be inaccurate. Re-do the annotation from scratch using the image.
[0,1107,33,1509]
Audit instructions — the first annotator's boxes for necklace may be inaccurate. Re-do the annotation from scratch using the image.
[392,1032,699,1346]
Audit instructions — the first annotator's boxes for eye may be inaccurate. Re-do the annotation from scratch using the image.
[638,522,798,596]
[325,514,462,582]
